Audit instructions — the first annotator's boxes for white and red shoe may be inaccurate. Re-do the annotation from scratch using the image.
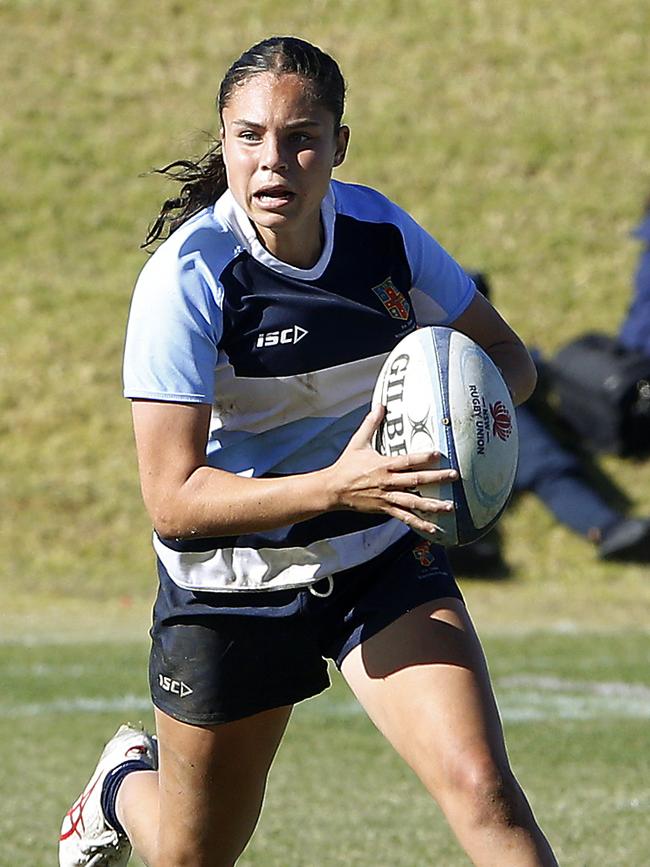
[59,724,157,866]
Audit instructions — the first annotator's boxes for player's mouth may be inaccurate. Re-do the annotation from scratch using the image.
[253,185,296,209]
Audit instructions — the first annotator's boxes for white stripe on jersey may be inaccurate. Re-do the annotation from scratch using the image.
[211,350,388,435]
[153,520,410,592]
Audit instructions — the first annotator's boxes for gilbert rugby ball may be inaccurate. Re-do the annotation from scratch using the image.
[372,326,518,546]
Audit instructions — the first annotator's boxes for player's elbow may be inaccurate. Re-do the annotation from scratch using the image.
[151,504,208,540]
[146,494,197,541]
[152,514,185,540]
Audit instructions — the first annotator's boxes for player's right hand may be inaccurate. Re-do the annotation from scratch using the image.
[322,406,457,536]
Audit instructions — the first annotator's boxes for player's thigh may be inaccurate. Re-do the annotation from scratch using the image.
[155,704,292,866]
[340,597,509,794]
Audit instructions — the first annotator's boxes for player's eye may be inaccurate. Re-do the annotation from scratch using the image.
[289,131,312,144]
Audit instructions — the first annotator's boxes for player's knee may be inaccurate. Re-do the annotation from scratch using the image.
[156,825,249,867]
[444,753,523,828]
[156,843,237,867]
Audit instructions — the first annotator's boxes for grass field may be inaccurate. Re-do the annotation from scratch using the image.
[2,0,650,596]
[2,617,649,866]
[2,0,650,863]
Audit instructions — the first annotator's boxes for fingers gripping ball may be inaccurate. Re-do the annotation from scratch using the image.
[372,326,519,546]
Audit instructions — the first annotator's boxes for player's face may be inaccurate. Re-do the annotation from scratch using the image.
[221,72,348,267]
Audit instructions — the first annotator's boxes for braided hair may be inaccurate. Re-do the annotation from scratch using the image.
[143,36,346,247]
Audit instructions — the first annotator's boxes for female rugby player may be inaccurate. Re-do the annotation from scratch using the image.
[59,35,558,867]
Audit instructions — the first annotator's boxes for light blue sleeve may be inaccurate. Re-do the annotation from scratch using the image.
[393,206,477,326]
[123,250,223,403]
[331,182,476,325]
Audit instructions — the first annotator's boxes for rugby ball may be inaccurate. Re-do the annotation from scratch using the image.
[372,326,518,546]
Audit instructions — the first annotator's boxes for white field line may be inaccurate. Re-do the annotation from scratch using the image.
[495,675,650,722]
[3,622,649,646]
[299,674,650,722]
[0,695,151,718]
[498,675,650,699]
[1,676,649,720]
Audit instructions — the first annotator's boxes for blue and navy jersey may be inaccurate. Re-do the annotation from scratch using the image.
[123,180,476,592]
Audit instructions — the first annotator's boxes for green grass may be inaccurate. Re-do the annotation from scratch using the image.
[2,0,650,599]
[2,1,650,863]
[2,628,648,866]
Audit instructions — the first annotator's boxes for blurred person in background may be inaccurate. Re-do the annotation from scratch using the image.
[619,193,650,358]
[453,243,650,577]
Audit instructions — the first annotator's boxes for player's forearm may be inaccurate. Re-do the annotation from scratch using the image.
[485,339,537,406]
[448,292,537,406]
[149,465,335,540]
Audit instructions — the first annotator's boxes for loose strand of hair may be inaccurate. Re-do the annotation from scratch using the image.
[142,141,227,249]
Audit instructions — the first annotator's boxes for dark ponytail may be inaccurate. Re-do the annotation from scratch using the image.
[143,36,346,248]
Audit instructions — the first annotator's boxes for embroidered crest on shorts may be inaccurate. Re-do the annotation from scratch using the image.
[412,538,435,567]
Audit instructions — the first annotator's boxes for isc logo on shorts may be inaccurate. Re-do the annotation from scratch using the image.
[158,674,193,698]
[256,325,308,348]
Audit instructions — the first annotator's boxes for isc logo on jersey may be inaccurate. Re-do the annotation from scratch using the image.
[256,325,308,348]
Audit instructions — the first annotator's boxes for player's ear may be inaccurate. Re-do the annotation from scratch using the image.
[333,125,350,167]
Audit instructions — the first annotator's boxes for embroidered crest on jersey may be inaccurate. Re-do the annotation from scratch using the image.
[371,277,411,321]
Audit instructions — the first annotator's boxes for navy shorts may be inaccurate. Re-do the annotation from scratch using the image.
[149,533,463,725]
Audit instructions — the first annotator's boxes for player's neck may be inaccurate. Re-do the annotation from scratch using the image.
[254,218,324,270]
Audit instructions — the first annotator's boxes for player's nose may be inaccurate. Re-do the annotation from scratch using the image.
[260,134,288,172]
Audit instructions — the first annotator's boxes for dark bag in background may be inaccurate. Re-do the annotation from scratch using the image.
[548,333,650,455]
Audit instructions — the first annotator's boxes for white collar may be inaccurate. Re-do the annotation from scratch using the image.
[214,185,336,280]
